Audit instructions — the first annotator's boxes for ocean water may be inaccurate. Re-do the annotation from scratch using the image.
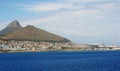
[0,51,120,71]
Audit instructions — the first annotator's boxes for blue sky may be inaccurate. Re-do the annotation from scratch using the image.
[0,0,120,46]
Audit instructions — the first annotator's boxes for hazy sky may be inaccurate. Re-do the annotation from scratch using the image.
[0,0,120,46]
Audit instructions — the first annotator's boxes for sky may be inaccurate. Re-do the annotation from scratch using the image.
[0,0,120,46]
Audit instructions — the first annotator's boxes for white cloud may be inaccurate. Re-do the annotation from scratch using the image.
[21,9,106,36]
[22,9,103,25]
[65,0,107,3]
[21,16,57,27]
[20,0,119,37]
[94,16,105,20]
[98,3,117,10]
[17,0,120,44]
[116,18,120,21]
[61,30,101,36]
[72,9,100,16]
[21,0,112,12]
[22,3,79,12]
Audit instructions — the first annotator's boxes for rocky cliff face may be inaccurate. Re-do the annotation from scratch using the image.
[0,20,22,36]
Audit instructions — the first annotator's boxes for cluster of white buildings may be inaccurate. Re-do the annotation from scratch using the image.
[0,40,53,51]
[0,40,75,51]
[0,40,119,52]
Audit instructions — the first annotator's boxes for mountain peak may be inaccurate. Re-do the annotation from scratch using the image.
[0,20,22,36]
[7,20,21,27]
[26,25,34,28]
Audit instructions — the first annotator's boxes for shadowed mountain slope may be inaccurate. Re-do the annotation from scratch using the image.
[0,20,22,36]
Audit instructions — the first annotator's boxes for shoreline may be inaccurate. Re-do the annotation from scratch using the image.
[0,48,120,53]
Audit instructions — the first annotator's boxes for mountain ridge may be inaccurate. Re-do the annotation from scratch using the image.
[0,21,70,42]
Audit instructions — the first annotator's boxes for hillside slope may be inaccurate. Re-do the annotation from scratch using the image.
[1,25,70,42]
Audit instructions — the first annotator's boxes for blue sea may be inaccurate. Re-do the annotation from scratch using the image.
[0,50,120,71]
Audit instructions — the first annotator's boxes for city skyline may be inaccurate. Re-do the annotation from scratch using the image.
[0,0,120,46]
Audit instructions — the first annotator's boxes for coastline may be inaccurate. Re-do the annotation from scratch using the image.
[0,48,120,53]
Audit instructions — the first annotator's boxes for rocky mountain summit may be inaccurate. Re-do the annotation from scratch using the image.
[0,20,22,36]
